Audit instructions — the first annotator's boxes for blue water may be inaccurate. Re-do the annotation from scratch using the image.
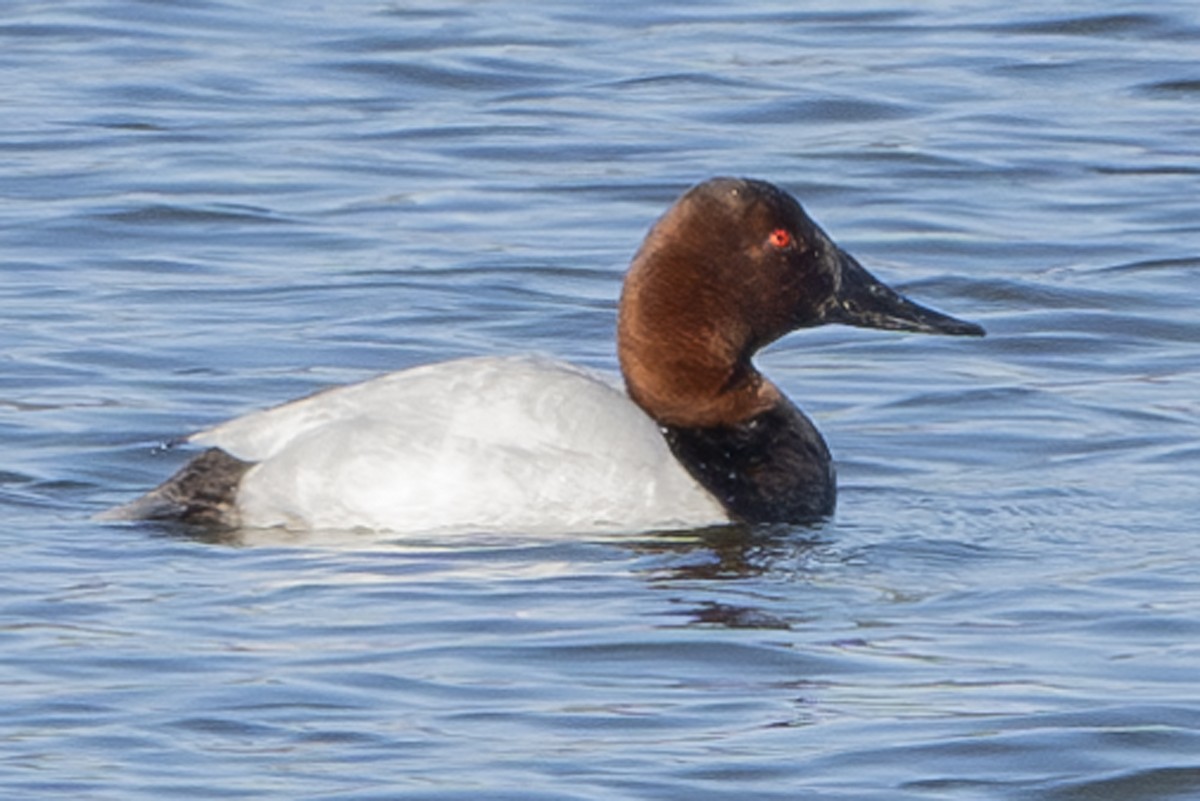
[3,1,1199,798]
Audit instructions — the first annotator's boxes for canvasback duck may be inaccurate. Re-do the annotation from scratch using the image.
[108,177,983,536]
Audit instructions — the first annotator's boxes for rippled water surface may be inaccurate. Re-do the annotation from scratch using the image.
[4,1,1199,798]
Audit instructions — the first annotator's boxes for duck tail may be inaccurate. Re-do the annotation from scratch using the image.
[98,447,253,528]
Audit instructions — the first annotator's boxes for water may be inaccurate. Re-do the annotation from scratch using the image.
[3,1,1199,798]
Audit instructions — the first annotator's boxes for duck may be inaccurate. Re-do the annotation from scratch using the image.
[106,177,983,536]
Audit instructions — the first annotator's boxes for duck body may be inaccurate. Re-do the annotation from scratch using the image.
[111,177,983,536]
[117,356,728,534]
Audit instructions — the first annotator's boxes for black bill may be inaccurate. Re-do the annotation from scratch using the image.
[823,248,985,337]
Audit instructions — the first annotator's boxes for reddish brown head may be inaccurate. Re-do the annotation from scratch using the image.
[617,177,982,429]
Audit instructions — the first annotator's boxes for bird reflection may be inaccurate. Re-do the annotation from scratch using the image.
[632,522,829,580]
[630,522,832,630]
[143,515,833,632]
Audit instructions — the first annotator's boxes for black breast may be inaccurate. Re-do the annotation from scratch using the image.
[661,399,836,524]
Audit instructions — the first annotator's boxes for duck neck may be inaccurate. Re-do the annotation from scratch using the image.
[617,299,780,430]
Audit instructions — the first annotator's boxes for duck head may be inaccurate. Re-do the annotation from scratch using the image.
[617,177,984,428]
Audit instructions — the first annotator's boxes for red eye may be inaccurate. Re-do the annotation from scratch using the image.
[768,228,792,249]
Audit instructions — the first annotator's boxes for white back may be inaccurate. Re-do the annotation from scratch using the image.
[192,356,727,535]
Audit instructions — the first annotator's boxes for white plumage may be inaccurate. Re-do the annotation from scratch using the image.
[187,356,727,535]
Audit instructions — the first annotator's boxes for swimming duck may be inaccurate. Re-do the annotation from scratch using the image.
[108,177,983,535]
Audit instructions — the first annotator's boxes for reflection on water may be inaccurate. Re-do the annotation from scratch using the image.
[637,525,830,581]
[3,0,1199,799]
